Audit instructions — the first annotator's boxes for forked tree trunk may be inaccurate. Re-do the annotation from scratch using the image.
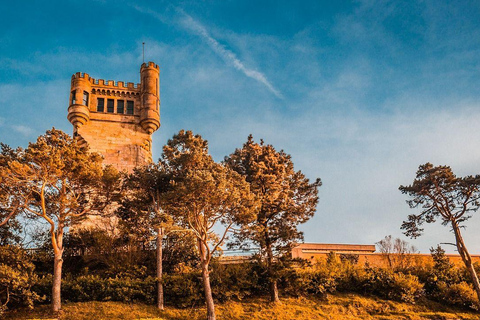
[52,251,63,313]
[452,222,480,303]
[156,227,164,310]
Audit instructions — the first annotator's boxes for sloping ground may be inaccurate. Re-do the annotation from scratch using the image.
[6,294,479,320]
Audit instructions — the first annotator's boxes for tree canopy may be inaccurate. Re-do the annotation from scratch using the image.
[1,128,106,312]
[225,135,321,302]
[400,162,480,303]
[162,130,257,320]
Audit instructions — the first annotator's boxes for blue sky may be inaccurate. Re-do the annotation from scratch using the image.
[2,0,480,253]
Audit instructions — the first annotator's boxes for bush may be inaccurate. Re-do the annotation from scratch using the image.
[210,262,262,301]
[433,281,479,310]
[281,258,424,304]
[362,268,424,303]
[33,275,156,304]
[163,273,203,307]
[0,246,39,316]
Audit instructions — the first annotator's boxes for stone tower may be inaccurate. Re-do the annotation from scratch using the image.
[67,62,160,172]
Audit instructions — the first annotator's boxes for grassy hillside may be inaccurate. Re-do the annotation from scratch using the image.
[6,294,480,320]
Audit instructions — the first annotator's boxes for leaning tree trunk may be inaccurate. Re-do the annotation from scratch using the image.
[198,240,216,320]
[266,242,279,303]
[201,261,216,320]
[452,221,480,303]
[156,227,164,310]
[52,250,63,313]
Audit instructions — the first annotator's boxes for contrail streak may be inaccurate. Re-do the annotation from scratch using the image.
[132,5,283,99]
[178,11,283,99]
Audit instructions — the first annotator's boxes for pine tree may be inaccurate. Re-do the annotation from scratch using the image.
[1,128,107,313]
[400,163,480,303]
[225,135,321,302]
[162,130,256,320]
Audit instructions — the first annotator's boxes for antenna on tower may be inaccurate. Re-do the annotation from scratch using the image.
[142,42,145,63]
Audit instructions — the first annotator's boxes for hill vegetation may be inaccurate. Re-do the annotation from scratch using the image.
[5,295,480,320]
[1,129,480,319]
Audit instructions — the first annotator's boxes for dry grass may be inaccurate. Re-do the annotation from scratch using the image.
[6,294,480,320]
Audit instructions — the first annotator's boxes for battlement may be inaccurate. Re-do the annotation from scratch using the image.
[71,72,140,89]
[141,61,160,70]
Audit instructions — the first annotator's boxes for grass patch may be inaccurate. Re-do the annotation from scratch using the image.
[5,294,480,320]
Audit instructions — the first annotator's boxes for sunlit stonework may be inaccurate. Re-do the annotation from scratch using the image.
[67,62,160,172]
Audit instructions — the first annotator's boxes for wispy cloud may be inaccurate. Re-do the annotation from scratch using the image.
[11,125,34,137]
[132,5,283,99]
[177,10,283,99]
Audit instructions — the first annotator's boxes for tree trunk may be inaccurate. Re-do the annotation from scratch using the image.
[198,240,215,320]
[156,227,164,310]
[452,221,480,303]
[201,261,216,320]
[270,278,279,302]
[52,250,63,313]
[266,242,279,303]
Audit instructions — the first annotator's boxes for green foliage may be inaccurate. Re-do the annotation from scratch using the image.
[162,130,257,256]
[163,273,203,307]
[30,226,200,279]
[225,135,321,301]
[429,245,462,284]
[26,256,480,312]
[339,254,359,265]
[64,229,151,278]
[0,219,22,246]
[362,268,424,303]
[34,274,157,304]
[0,246,39,316]
[0,143,24,245]
[225,136,322,256]
[281,258,424,304]
[116,163,171,246]
[400,163,480,304]
[418,245,479,310]
[210,261,263,301]
[7,296,480,320]
[435,281,479,310]
[162,130,258,319]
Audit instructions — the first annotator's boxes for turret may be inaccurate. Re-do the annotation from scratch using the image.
[139,62,160,134]
[67,72,92,129]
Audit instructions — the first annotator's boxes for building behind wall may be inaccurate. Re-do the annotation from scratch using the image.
[67,62,161,172]
[292,242,480,267]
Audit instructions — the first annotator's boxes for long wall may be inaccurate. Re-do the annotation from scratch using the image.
[292,243,480,267]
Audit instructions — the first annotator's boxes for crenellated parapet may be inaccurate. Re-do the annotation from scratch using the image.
[71,72,141,89]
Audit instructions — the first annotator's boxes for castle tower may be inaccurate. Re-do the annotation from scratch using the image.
[67,62,160,172]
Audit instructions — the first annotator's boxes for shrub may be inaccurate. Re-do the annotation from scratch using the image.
[210,262,262,301]
[0,245,39,316]
[362,268,424,303]
[163,273,203,307]
[286,268,337,297]
[33,275,156,305]
[433,281,479,310]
